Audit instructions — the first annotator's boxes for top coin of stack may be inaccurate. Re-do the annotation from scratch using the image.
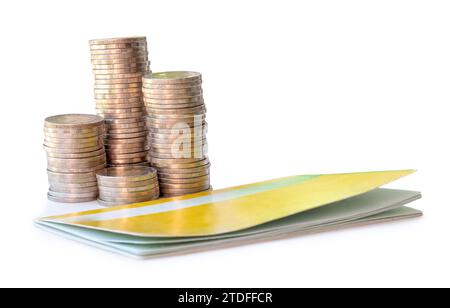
[44,114,107,203]
[89,36,150,167]
[143,71,211,197]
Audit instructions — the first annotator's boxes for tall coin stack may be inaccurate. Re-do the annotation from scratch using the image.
[96,166,160,207]
[89,37,150,167]
[143,71,211,197]
[44,114,107,203]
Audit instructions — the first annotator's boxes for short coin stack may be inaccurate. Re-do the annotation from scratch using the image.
[89,36,150,167]
[142,71,211,197]
[44,114,107,203]
[96,166,160,206]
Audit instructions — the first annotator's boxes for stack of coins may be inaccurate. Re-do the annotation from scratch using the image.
[89,36,150,167]
[96,166,160,206]
[44,114,106,203]
[142,71,211,197]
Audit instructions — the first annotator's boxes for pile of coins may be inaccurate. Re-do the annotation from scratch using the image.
[44,114,107,203]
[89,37,150,167]
[96,166,160,206]
[143,71,211,197]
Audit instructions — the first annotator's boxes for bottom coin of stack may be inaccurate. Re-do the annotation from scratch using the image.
[96,166,160,207]
[44,114,107,203]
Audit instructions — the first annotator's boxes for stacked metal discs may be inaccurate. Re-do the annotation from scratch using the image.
[89,36,150,167]
[44,114,106,203]
[142,71,211,197]
[96,166,160,206]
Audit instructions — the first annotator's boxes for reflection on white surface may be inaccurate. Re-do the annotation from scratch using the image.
[41,199,102,217]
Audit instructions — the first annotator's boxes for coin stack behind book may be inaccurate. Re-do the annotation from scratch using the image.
[89,36,150,167]
[44,114,107,203]
[143,71,211,197]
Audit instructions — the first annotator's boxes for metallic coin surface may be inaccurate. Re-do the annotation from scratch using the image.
[45,114,104,129]
[48,190,99,199]
[48,194,97,203]
[97,166,157,181]
[89,36,147,45]
[143,71,201,84]
[44,144,104,154]
[143,80,202,90]
[47,163,106,174]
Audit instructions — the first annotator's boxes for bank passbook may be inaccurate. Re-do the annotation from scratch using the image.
[35,170,422,259]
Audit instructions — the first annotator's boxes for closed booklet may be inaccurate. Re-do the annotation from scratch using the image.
[35,170,422,259]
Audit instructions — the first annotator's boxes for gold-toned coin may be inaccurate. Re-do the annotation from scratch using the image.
[89,36,147,45]
[143,86,202,95]
[98,111,146,119]
[143,71,201,84]
[105,121,146,130]
[90,46,147,55]
[143,96,204,105]
[105,136,147,144]
[94,87,142,94]
[97,166,157,181]
[155,163,211,174]
[49,181,99,189]
[108,157,148,165]
[47,163,106,174]
[148,151,203,159]
[150,157,209,167]
[95,97,142,104]
[143,92,202,100]
[95,82,142,89]
[97,195,158,207]
[45,114,104,129]
[47,153,106,165]
[94,92,142,99]
[44,140,104,149]
[147,106,206,116]
[158,175,209,184]
[49,190,99,199]
[97,178,156,188]
[45,148,106,159]
[93,66,149,75]
[47,170,99,182]
[99,189,158,201]
[146,120,207,130]
[44,131,103,140]
[94,72,144,80]
[44,135,103,144]
[106,131,148,139]
[107,151,147,160]
[91,52,148,61]
[44,144,104,154]
[48,194,97,203]
[94,77,143,85]
[91,57,148,65]
[96,107,144,114]
[143,80,202,90]
[92,62,149,70]
[159,180,210,190]
[107,126,147,134]
[144,101,205,110]
[104,116,146,124]
[104,146,149,155]
[44,124,104,135]
[49,185,99,194]
[90,41,147,50]
[105,142,148,150]
[96,103,144,111]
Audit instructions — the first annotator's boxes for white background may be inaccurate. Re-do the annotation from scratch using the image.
[0,0,449,288]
